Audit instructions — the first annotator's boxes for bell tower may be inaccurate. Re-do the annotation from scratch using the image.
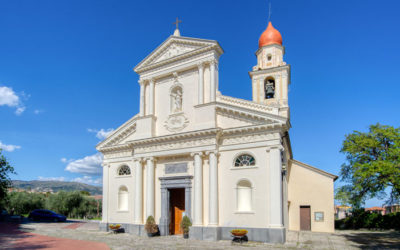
[249,22,290,118]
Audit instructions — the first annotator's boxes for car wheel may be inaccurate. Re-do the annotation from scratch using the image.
[53,218,59,222]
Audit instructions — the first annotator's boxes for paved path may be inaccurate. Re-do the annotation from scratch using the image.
[0,222,109,250]
[2,220,400,249]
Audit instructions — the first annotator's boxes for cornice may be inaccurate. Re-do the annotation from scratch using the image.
[215,101,287,124]
[255,44,285,55]
[128,128,220,146]
[222,123,286,136]
[217,95,278,115]
[248,64,290,78]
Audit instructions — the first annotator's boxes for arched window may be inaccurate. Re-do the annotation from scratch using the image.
[170,85,183,113]
[118,186,128,211]
[237,180,252,211]
[118,165,131,176]
[234,154,256,167]
[264,77,275,99]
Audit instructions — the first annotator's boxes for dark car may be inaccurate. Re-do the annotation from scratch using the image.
[28,209,67,222]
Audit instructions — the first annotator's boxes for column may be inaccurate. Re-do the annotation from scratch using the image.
[101,163,110,223]
[210,61,216,102]
[197,63,204,105]
[149,79,154,115]
[268,146,283,227]
[134,159,143,224]
[192,152,203,225]
[146,157,155,218]
[208,151,218,225]
[139,80,145,116]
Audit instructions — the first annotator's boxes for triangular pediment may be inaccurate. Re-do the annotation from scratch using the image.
[134,36,223,73]
[96,115,138,151]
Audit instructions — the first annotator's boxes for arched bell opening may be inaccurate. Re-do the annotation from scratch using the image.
[264,77,275,99]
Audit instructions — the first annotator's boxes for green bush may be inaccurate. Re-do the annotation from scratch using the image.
[180,215,192,234]
[6,191,101,219]
[335,210,400,230]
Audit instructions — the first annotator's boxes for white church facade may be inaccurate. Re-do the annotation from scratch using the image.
[97,21,337,243]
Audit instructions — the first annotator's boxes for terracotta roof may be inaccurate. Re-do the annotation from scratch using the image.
[365,207,385,211]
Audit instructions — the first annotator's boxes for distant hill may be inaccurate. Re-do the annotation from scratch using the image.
[11,180,102,195]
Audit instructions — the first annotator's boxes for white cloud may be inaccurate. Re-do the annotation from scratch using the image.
[72,175,102,185]
[0,141,21,152]
[88,128,114,140]
[60,157,74,163]
[34,109,43,115]
[64,153,103,175]
[0,86,26,115]
[38,176,66,182]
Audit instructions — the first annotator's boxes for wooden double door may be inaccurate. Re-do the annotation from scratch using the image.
[169,188,185,235]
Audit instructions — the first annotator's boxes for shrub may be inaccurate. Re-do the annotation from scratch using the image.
[180,215,192,234]
[145,216,158,234]
[335,210,400,230]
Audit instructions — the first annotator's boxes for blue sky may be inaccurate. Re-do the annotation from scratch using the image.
[1,0,399,206]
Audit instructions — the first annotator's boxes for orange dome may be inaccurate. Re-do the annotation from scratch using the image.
[258,22,283,48]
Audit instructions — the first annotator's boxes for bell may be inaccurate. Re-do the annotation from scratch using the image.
[265,84,275,99]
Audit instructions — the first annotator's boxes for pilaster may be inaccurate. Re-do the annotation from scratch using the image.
[133,158,143,224]
[206,150,218,226]
[267,146,284,228]
[197,63,204,105]
[191,152,204,226]
[146,157,155,218]
[139,80,145,116]
[101,163,110,223]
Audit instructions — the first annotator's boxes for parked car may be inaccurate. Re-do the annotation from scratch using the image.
[0,209,8,221]
[28,209,67,222]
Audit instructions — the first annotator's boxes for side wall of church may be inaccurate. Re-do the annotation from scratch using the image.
[218,147,271,228]
[287,161,335,233]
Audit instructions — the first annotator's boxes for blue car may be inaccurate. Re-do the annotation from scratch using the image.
[28,209,67,222]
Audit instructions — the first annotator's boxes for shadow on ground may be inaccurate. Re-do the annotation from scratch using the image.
[0,222,50,249]
[341,230,400,249]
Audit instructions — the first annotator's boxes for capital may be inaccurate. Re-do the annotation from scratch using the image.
[138,79,145,85]
[205,150,219,156]
[133,158,143,163]
[190,152,203,157]
[145,156,156,162]
[266,145,284,152]
[197,62,204,70]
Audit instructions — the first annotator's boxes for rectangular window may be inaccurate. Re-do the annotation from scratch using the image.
[314,212,324,222]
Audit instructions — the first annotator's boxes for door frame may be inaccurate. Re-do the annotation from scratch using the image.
[159,175,193,236]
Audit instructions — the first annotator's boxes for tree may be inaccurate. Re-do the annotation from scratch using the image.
[336,123,400,207]
[0,149,16,206]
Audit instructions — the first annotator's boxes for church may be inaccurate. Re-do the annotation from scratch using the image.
[97,20,337,243]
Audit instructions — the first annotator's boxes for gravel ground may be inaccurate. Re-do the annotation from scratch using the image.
[11,220,400,249]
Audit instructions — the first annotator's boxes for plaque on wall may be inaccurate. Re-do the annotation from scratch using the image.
[165,163,188,174]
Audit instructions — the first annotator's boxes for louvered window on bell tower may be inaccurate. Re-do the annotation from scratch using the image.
[265,78,275,99]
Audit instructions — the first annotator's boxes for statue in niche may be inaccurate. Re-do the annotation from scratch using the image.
[171,87,183,113]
